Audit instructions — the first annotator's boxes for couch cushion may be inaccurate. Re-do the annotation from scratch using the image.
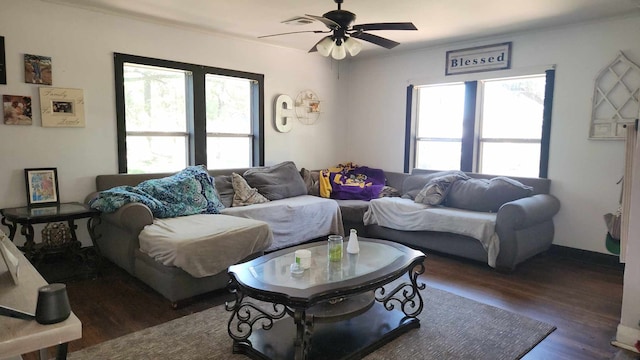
[379,185,401,198]
[334,199,370,223]
[221,195,344,251]
[363,197,499,267]
[231,173,269,207]
[402,170,460,199]
[414,171,470,206]
[139,214,273,278]
[243,161,308,201]
[446,177,534,212]
[300,168,320,196]
[214,174,234,208]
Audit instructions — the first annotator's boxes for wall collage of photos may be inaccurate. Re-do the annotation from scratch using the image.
[1,35,85,128]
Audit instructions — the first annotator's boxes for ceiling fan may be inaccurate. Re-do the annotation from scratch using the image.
[258,0,417,60]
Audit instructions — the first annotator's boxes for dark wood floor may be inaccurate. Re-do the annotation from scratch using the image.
[26,248,625,360]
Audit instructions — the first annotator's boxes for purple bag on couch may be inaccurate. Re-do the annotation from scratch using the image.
[329,166,386,201]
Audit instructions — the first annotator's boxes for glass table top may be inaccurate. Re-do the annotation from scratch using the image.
[249,241,404,290]
[1,202,95,220]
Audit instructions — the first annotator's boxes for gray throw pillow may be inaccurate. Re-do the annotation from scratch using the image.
[231,173,269,207]
[446,176,534,212]
[243,161,308,200]
[402,170,461,200]
[214,174,234,208]
[300,168,320,196]
[414,172,470,205]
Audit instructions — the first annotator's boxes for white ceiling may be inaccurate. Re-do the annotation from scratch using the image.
[46,0,640,56]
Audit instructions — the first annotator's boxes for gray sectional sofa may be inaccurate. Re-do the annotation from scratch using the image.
[87,163,559,305]
[86,162,343,306]
[337,169,560,271]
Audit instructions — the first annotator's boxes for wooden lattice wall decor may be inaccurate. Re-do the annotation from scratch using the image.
[589,52,640,140]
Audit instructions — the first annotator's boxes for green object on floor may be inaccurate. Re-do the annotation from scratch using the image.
[606,232,620,255]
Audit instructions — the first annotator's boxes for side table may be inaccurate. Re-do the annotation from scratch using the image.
[0,236,82,360]
[0,202,102,277]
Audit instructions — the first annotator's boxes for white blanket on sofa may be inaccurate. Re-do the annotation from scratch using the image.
[222,195,344,251]
[139,214,273,278]
[363,197,499,267]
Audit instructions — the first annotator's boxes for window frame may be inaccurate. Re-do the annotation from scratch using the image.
[405,69,554,178]
[114,53,264,173]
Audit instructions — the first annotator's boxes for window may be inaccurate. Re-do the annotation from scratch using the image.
[478,76,545,176]
[415,83,465,171]
[114,53,264,174]
[407,70,554,178]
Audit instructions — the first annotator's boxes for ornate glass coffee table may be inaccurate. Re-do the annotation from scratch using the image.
[226,238,426,360]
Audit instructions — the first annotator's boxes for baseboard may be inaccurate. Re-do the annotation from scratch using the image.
[549,244,624,270]
[613,324,640,353]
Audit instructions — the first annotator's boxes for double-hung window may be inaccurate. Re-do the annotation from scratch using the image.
[408,70,554,178]
[114,53,264,174]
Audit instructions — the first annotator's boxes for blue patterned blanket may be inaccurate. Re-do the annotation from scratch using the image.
[90,165,225,218]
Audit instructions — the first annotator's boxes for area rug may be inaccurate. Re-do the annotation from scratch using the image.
[68,286,555,360]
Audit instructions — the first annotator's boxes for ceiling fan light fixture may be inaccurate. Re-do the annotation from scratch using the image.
[316,36,334,57]
[331,43,346,60]
[344,37,362,56]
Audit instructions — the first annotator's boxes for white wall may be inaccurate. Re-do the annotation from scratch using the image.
[0,0,344,245]
[343,15,640,254]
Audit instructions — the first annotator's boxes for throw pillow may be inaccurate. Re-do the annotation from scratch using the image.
[300,168,320,196]
[231,173,269,207]
[414,171,470,206]
[379,185,401,198]
[214,174,234,208]
[402,170,462,200]
[243,161,308,200]
[446,176,534,212]
[485,176,534,210]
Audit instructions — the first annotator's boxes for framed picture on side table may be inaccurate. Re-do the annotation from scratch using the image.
[0,231,19,284]
[24,168,59,207]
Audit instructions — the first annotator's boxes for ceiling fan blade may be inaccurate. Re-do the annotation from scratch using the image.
[351,32,400,49]
[352,22,417,31]
[305,14,340,29]
[258,30,328,38]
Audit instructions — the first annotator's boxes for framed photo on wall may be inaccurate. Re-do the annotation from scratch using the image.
[39,87,85,127]
[24,168,59,207]
[24,54,52,85]
[2,95,32,125]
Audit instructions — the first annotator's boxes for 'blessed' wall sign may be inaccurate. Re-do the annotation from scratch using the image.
[446,42,512,76]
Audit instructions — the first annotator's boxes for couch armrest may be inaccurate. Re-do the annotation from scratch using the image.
[84,191,100,205]
[100,203,154,235]
[496,194,560,230]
